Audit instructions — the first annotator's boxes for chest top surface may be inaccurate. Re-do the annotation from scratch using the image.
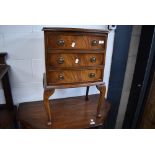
[43,27,108,88]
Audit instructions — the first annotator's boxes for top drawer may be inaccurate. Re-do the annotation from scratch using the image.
[45,33,107,50]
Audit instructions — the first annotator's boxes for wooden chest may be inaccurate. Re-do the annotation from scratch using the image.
[43,28,108,88]
[42,28,109,126]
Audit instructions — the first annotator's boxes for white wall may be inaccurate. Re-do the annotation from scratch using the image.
[0,25,115,105]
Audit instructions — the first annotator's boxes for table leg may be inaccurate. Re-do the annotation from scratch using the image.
[1,72,14,110]
[43,89,55,126]
[96,84,106,118]
[85,86,90,101]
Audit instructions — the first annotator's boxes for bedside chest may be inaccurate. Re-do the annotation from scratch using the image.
[42,28,109,126]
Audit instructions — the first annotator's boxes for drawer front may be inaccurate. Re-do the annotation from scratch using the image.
[47,69,103,84]
[47,53,104,67]
[46,34,106,50]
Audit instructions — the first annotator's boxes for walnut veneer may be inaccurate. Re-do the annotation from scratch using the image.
[0,53,16,128]
[42,27,109,126]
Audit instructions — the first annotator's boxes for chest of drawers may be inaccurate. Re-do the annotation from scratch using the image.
[42,28,109,126]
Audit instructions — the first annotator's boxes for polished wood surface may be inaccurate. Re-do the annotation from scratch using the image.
[0,53,15,128]
[43,88,55,125]
[47,69,103,85]
[47,49,104,53]
[18,95,111,129]
[43,28,108,125]
[140,71,155,128]
[42,27,109,34]
[96,84,106,117]
[44,28,108,87]
[46,33,106,50]
[85,86,90,101]
[47,53,104,67]
[0,65,9,80]
[44,73,104,89]
[0,53,14,109]
[0,105,16,129]
[0,53,8,64]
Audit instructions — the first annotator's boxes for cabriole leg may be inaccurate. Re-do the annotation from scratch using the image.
[96,84,106,118]
[43,89,55,126]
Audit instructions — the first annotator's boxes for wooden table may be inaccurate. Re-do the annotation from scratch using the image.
[0,53,16,128]
[18,94,111,129]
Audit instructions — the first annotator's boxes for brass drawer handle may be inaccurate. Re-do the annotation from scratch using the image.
[57,57,64,64]
[91,40,98,46]
[90,57,96,63]
[57,40,64,46]
[89,73,95,78]
[58,75,64,80]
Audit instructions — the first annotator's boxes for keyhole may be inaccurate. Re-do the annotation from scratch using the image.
[75,58,79,64]
[71,42,76,48]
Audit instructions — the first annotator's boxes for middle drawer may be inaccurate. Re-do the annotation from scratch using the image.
[47,53,104,67]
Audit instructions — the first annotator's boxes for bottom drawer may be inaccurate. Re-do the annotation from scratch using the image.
[47,69,103,85]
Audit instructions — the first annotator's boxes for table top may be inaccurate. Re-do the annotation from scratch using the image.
[42,27,109,34]
[18,94,111,129]
[0,65,9,80]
